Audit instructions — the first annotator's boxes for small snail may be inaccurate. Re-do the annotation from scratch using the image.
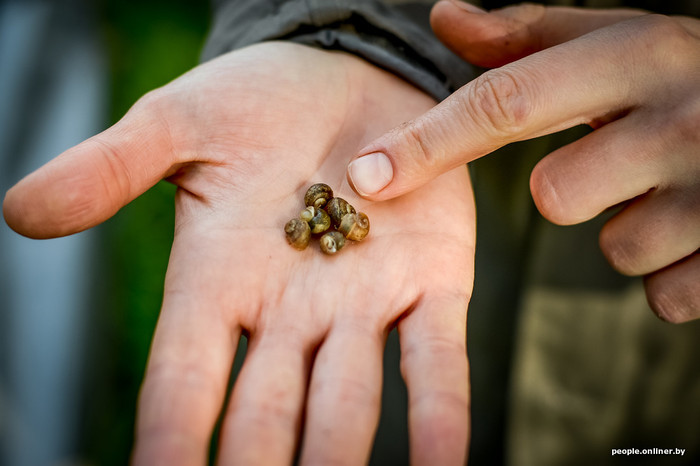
[284,218,311,250]
[319,231,345,255]
[304,183,333,209]
[338,212,370,241]
[302,206,331,234]
[326,197,356,227]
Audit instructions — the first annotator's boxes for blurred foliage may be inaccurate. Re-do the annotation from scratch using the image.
[80,1,209,464]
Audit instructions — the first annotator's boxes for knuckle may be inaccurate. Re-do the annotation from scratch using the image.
[251,398,296,427]
[309,373,377,409]
[133,87,168,112]
[52,174,108,232]
[409,388,470,418]
[129,87,179,153]
[334,377,377,408]
[232,387,298,430]
[399,334,467,388]
[395,117,444,172]
[400,335,465,371]
[466,69,533,136]
[641,14,690,45]
[632,15,695,66]
[91,136,134,204]
[665,97,700,152]
[142,358,222,401]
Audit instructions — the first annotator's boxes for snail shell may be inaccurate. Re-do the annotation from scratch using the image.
[338,212,370,242]
[326,197,356,227]
[300,206,315,223]
[301,206,331,234]
[304,183,333,209]
[319,231,346,255]
[284,218,311,250]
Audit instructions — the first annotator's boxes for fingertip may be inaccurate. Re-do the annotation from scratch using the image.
[3,114,175,239]
[529,162,568,226]
[432,0,486,23]
[2,148,117,239]
[431,1,545,68]
[349,102,475,202]
[2,172,66,239]
[530,160,595,227]
[644,255,700,324]
[646,283,694,324]
[347,152,394,198]
[430,0,485,52]
[3,185,21,234]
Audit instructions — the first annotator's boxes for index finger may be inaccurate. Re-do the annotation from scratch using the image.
[346,14,671,201]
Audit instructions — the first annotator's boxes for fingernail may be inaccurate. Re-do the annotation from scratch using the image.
[347,152,393,196]
[447,0,486,14]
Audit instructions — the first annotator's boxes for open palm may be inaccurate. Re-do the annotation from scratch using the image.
[4,42,475,465]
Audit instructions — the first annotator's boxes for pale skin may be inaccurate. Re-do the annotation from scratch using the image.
[3,43,474,464]
[348,0,700,322]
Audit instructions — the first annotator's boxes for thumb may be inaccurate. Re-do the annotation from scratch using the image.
[3,93,177,239]
[430,0,646,68]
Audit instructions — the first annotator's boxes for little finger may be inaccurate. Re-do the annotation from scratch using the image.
[398,294,470,466]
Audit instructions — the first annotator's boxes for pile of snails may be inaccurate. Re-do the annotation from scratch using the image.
[285,183,370,254]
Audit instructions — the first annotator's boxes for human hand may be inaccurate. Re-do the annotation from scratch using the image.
[3,42,474,464]
[346,0,700,322]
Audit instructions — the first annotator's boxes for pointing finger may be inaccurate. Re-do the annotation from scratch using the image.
[347,15,687,201]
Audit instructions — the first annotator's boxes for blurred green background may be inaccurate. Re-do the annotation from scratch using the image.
[81,1,209,463]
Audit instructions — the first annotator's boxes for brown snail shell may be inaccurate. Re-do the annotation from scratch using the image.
[285,218,311,250]
[304,183,333,209]
[301,206,331,234]
[338,212,370,241]
[326,197,356,227]
[319,231,346,255]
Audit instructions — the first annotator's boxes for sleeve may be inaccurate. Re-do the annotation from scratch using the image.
[201,0,476,101]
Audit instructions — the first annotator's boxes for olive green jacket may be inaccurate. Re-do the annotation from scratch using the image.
[203,1,700,464]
